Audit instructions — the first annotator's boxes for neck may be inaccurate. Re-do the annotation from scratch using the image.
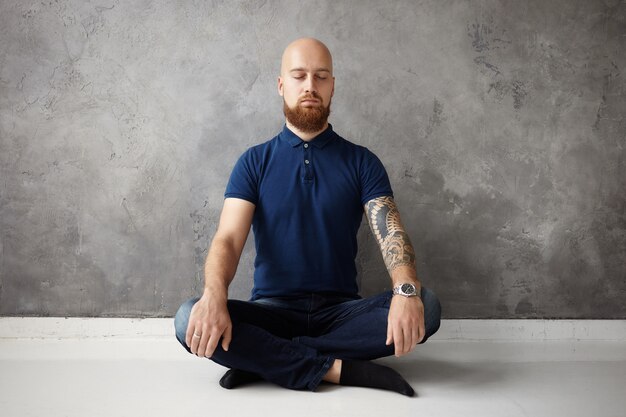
[285,120,329,141]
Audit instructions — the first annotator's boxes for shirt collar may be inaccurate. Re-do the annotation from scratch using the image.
[280,124,335,149]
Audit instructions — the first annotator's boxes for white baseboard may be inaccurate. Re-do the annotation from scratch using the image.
[0,317,174,339]
[1,317,625,341]
[435,319,626,341]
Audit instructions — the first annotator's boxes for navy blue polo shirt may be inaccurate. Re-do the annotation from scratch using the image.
[225,124,393,300]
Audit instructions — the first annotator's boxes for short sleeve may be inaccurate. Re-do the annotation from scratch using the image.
[360,149,394,205]
[224,149,259,205]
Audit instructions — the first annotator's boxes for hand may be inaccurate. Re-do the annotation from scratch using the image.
[185,294,232,358]
[386,294,425,357]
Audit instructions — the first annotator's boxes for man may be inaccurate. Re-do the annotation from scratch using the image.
[175,38,441,396]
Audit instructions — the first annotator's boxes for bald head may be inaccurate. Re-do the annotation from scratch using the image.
[280,38,333,77]
[278,38,335,138]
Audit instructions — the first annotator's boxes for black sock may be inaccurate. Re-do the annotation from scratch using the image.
[339,360,415,397]
[219,369,263,389]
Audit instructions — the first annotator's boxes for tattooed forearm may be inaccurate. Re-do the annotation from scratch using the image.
[365,196,416,273]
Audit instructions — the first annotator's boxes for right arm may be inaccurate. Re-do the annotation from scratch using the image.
[185,197,255,357]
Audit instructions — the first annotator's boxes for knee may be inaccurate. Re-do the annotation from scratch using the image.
[419,287,442,343]
[174,298,199,349]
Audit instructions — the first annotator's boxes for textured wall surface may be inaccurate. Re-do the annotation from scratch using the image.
[1,0,624,318]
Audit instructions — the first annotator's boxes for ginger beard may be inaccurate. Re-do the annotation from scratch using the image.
[283,92,331,133]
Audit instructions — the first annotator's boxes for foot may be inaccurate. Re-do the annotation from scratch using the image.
[219,369,263,389]
[339,360,415,397]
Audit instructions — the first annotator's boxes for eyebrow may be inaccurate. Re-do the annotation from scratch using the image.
[289,67,331,73]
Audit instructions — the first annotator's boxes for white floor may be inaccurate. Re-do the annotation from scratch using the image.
[1,320,625,417]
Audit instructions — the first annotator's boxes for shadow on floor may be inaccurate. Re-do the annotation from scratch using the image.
[208,358,506,394]
[379,358,508,391]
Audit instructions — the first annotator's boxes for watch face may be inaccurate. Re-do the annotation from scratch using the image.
[401,283,415,295]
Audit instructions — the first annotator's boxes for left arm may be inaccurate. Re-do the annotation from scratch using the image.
[364,195,425,357]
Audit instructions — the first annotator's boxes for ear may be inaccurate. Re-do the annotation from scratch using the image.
[277,76,284,97]
[331,76,335,97]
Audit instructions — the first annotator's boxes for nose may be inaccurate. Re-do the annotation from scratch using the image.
[304,75,316,93]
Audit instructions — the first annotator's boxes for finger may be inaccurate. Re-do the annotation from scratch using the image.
[204,329,221,358]
[411,325,420,349]
[221,324,232,352]
[197,326,212,357]
[418,318,426,344]
[185,322,193,348]
[193,324,208,356]
[403,324,413,355]
[408,322,420,354]
[394,325,404,357]
[186,303,200,347]
[386,321,393,346]
[185,314,197,348]
[190,327,202,355]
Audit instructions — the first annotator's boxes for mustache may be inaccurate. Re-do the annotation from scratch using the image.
[298,92,323,104]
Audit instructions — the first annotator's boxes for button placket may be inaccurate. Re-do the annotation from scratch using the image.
[303,142,313,182]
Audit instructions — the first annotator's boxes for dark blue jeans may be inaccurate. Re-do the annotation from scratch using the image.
[174,288,441,391]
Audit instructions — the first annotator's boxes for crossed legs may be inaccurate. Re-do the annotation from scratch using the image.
[174,288,441,394]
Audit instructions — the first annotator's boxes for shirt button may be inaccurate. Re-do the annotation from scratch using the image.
[303,143,309,148]
[305,159,310,164]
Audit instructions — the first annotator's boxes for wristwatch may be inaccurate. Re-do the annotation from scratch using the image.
[392,283,420,298]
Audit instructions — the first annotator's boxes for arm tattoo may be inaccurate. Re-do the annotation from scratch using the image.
[365,196,416,273]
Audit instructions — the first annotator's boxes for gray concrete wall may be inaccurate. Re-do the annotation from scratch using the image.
[1,0,624,318]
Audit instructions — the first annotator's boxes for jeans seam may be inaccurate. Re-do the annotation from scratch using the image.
[327,291,392,329]
[306,356,334,391]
